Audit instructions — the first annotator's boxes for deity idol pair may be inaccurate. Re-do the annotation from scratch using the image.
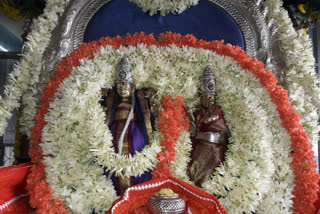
[101,56,229,196]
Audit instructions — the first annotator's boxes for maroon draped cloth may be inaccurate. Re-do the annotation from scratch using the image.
[188,106,229,187]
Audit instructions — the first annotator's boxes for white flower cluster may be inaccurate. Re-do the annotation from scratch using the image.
[0,0,68,137]
[1,0,316,159]
[41,45,294,213]
[128,0,199,16]
[170,130,192,183]
[0,0,310,212]
[267,0,320,150]
[41,53,118,213]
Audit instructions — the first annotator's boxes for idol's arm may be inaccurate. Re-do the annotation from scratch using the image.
[144,88,159,118]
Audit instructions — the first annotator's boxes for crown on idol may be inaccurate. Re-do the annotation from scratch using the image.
[200,67,216,95]
[116,55,133,83]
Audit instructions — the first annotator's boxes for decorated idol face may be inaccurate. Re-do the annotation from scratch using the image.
[116,82,134,99]
[201,94,215,109]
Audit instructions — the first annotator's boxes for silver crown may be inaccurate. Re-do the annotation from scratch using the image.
[200,67,216,95]
[116,56,133,83]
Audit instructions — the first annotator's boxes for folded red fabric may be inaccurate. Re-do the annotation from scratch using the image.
[0,163,32,214]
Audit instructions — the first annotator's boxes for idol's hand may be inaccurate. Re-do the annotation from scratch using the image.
[144,88,159,116]
[185,107,196,136]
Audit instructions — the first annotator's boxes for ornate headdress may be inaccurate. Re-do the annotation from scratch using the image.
[200,67,216,95]
[116,56,133,83]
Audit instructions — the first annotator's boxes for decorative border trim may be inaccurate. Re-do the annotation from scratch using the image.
[0,194,28,211]
[111,178,224,214]
[73,0,111,50]
[208,0,255,57]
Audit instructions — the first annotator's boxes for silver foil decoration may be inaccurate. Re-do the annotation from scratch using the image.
[200,67,216,95]
[116,56,133,83]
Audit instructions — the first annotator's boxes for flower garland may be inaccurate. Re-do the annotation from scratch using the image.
[128,0,198,16]
[170,130,192,183]
[27,33,164,213]
[266,2,320,211]
[192,37,318,213]
[26,33,316,213]
[0,0,315,211]
[152,95,189,179]
[267,0,320,151]
[0,0,316,162]
[26,41,110,213]
[167,54,294,213]
[169,47,292,213]
[0,0,68,137]
[44,53,162,180]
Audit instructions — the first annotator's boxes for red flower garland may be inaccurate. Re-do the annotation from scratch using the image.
[152,95,189,179]
[27,32,319,214]
[27,32,158,213]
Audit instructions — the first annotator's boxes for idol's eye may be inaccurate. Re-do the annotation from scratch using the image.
[208,96,213,100]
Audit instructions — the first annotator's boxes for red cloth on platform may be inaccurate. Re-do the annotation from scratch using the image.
[107,176,228,214]
[0,163,32,214]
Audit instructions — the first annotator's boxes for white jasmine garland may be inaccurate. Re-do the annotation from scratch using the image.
[266,0,320,152]
[0,0,312,211]
[201,64,293,214]
[128,0,199,16]
[252,89,294,213]
[170,130,192,183]
[0,0,68,137]
[175,71,295,214]
[1,0,200,139]
[0,0,200,138]
[4,0,317,159]
[41,45,294,213]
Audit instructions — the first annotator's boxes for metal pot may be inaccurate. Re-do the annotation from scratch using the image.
[147,195,186,214]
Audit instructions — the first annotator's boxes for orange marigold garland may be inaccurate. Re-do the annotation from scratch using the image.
[27,41,101,213]
[27,32,319,213]
[152,95,189,179]
[157,32,319,213]
[207,41,318,214]
[27,32,158,213]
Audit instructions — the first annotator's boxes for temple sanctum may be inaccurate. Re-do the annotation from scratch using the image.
[0,0,320,213]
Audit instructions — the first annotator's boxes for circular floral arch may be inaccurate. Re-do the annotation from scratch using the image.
[27,33,318,214]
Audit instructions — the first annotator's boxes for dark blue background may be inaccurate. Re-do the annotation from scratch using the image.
[84,0,245,49]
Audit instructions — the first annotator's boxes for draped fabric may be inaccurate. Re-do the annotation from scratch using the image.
[0,163,32,214]
[107,176,228,214]
[188,106,229,187]
[103,89,154,196]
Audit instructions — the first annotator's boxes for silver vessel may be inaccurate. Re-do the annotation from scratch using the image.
[147,195,186,214]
